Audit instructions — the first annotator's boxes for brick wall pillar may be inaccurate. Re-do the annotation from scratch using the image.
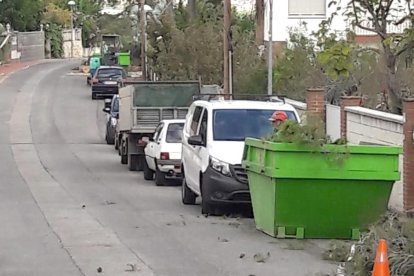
[403,99,414,211]
[340,96,363,138]
[306,87,325,122]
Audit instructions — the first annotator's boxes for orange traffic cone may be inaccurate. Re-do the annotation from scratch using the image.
[372,239,390,276]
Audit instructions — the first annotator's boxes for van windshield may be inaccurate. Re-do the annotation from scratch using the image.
[213,109,297,141]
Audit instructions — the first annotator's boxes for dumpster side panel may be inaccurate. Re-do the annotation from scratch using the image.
[247,172,277,236]
[275,178,394,239]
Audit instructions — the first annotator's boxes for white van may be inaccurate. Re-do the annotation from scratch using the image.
[181,99,300,215]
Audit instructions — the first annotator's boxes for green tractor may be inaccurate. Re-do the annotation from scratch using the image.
[100,34,130,67]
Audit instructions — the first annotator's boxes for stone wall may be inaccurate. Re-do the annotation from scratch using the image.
[17,31,45,61]
[62,28,83,58]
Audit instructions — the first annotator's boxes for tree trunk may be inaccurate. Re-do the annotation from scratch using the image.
[166,0,174,15]
[187,0,196,19]
[384,48,402,114]
[255,0,264,45]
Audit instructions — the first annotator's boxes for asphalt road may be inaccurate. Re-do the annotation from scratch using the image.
[0,60,337,276]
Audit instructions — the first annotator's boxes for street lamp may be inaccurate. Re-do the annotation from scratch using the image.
[68,0,76,58]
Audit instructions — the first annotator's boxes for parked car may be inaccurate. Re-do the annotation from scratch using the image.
[180,100,300,215]
[102,95,119,145]
[91,66,127,100]
[143,119,185,186]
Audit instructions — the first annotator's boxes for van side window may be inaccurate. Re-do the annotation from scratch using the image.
[198,109,208,143]
[190,106,203,136]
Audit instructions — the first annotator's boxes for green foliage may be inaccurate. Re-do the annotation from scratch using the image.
[148,2,264,89]
[174,0,189,30]
[46,23,63,58]
[42,3,71,26]
[271,117,328,147]
[231,11,255,34]
[75,0,105,48]
[0,0,43,31]
[314,19,355,81]
[317,42,354,80]
[274,24,325,100]
[270,115,349,165]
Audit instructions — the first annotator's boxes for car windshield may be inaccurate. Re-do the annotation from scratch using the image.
[166,123,184,143]
[213,109,297,141]
[97,68,124,78]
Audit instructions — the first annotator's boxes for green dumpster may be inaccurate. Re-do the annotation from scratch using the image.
[242,138,402,240]
[118,52,130,66]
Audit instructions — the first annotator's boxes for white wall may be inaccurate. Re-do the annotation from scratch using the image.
[345,106,404,211]
[62,28,83,58]
[346,107,404,145]
[264,0,409,42]
[326,104,341,141]
[285,98,306,120]
[264,0,348,42]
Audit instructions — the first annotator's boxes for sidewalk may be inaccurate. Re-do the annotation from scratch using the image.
[0,60,42,83]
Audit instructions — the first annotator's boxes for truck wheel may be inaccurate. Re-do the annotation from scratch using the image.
[143,158,154,180]
[117,135,122,154]
[121,139,128,164]
[181,177,196,205]
[128,155,137,171]
[155,167,165,186]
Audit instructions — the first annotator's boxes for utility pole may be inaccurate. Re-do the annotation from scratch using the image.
[255,0,264,45]
[267,0,273,95]
[140,0,146,80]
[223,0,231,97]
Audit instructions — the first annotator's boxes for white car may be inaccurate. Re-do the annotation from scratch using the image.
[143,119,185,186]
[180,99,300,215]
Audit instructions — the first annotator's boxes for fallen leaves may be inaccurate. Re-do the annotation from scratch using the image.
[218,237,229,242]
[253,252,271,263]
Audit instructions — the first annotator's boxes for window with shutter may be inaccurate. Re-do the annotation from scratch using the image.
[288,0,326,17]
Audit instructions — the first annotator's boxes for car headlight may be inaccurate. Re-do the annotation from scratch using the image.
[209,157,231,177]
[110,117,117,126]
